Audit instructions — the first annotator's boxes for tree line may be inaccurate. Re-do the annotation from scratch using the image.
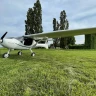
[25,0,75,49]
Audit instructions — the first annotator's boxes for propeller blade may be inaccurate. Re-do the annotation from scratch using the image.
[1,32,8,39]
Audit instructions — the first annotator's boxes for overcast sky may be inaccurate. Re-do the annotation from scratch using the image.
[0,0,96,44]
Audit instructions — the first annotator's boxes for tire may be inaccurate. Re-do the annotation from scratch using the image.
[3,53,9,58]
[18,51,22,55]
[31,52,35,57]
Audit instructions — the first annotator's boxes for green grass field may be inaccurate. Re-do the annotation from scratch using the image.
[0,48,96,96]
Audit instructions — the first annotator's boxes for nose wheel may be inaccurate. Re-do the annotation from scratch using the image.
[2,49,11,58]
[3,53,10,58]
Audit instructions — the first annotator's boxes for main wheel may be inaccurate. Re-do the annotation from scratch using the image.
[3,53,9,58]
[18,51,22,56]
[31,52,35,57]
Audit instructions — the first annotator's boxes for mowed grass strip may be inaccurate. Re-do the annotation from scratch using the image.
[0,48,96,96]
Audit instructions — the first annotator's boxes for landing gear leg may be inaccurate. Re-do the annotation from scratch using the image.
[3,49,11,58]
[30,48,35,56]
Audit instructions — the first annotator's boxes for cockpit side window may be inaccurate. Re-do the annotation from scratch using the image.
[24,38,33,45]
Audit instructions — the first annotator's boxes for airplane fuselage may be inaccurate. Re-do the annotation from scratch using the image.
[0,38,48,50]
[1,38,36,49]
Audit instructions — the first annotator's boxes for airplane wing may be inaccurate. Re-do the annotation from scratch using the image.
[23,27,96,38]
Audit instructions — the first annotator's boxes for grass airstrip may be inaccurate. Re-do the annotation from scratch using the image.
[0,48,96,96]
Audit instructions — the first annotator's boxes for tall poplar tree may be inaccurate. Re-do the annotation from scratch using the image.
[25,8,35,35]
[60,10,67,49]
[53,10,75,49]
[53,18,60,48]
[25,0,43,35]
[33,0,43,33]
[60,12,75,48]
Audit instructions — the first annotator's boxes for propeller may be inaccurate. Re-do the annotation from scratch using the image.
[0,32,8,43]
[1,32,8,39]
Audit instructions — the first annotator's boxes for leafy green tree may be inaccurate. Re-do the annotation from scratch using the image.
[53,18,57,31]
[85,34,96,49]
[33,0,43,33]
[25,8,35,35]
[59,10,75,49]
[53,10,75,49]
[66,20,75,45]
[25,0,43,35]
[59,10,67,49]
[53,18,60,48]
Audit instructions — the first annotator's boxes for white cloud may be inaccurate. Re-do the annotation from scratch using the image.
[0,0,96,44]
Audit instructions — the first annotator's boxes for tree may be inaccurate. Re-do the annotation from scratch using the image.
[25,0,43,35]
[53,18,57,31]
[85,34,96,49]
[33,0,43,33]
[60,10,67,49]
[25,8,35,35]
[65,19,75,45]
[59,10,75,49]
[53,10,75,49]
[53,18,60,48]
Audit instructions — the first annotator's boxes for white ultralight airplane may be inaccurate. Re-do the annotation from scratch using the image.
[0,27,96,58]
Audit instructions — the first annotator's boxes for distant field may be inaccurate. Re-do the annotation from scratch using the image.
[0,48,96,96]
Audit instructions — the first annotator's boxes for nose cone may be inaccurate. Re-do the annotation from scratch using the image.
[0,39,2,43]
